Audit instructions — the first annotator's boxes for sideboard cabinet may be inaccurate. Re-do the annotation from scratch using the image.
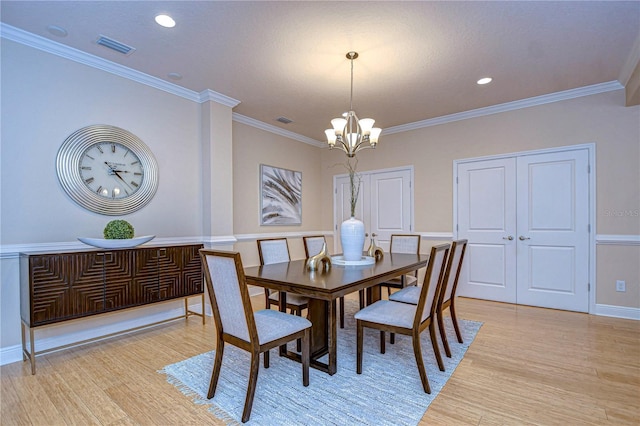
[20,243,204,373]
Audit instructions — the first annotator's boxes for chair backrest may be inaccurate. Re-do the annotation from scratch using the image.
[303,235,326,258]
[200,250,257,344]
[390,234,421,254]
[257,238,291,265]
[414,244,450,327]
[439,239,468,305]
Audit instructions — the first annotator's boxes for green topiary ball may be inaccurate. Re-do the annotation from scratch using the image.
[103,220,135,239]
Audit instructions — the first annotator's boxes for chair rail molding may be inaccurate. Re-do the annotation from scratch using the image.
[0,235,236,259]
[595,234,640,245]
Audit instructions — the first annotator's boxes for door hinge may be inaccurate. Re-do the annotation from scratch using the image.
[588,282,590,291]
[588,224,591,233]
[587,164,591,173]
[456,176,459,184]
[456,224,459,231]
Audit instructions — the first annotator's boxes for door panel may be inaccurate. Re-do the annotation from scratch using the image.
[334,168,411,254]
[369,169,412,248]
[516,150,589,312]
[457,158,517,303]
[456,148,590,312]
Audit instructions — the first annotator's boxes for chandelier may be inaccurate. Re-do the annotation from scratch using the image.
[325,51,381,157]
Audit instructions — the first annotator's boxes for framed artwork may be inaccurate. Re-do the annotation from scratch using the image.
[260,164,302,225]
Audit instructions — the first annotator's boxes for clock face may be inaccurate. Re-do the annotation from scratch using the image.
[79,142,145,199]
[56,125,159,215]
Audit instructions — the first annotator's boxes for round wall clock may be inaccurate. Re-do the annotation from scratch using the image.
[56,124,159,215]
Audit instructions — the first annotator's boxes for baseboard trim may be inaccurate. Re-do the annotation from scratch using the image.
[594,304,640,320]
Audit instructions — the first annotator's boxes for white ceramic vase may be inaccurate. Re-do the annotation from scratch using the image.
[340,217,366,261]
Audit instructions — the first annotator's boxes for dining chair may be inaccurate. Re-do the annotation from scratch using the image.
[200,249,311,423]
[380,234,421,297]
[355,243,450,393]
[257,238,309,352]
[303,235,350,329]
[389,239,468,358]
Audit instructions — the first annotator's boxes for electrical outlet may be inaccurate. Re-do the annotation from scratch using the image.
[616,280,626,292]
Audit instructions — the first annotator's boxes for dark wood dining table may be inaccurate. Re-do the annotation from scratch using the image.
[243,253,429,375]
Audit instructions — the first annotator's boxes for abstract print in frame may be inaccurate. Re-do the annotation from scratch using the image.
[260,164,302,225]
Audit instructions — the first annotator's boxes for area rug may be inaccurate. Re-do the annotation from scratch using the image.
[160,300,482,425]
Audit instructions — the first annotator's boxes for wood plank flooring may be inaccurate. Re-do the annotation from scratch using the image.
[2,296,638,425]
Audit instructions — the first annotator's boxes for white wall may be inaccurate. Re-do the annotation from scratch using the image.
[0,39,208,363]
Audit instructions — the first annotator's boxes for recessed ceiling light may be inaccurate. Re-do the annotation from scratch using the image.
[477,77,493,85]
[167,72,182,81]
[155,14,176,28]
[47,25,68,37]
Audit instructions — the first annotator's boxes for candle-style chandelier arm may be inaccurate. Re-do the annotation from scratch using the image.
[325,51,381,157]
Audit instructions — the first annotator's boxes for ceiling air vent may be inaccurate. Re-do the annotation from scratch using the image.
[96,35,135,55]
[276,116,293,124]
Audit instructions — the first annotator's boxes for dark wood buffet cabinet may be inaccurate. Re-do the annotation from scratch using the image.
[20,243,205,374]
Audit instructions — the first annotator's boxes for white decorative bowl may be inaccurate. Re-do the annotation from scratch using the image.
[78,235,155,249]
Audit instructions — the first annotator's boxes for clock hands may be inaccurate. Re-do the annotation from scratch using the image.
[104,161,134,192]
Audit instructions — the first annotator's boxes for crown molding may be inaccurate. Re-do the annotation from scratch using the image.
[232,113,325,147]
[2,23,209,104]
[619,31,640,86]
[2,23,626,145]
[383,81,624,135]
[198,89,240,108]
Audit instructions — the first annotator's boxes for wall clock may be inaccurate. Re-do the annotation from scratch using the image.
[56,124,159,215]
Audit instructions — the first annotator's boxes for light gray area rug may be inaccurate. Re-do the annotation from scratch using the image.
[160,300,482,425]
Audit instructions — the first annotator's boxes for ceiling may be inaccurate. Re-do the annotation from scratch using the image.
[2,1,639,143]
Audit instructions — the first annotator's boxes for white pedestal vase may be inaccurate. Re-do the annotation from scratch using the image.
[340,217,365,261]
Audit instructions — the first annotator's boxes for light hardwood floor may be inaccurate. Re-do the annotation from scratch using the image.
[2,296,639,425]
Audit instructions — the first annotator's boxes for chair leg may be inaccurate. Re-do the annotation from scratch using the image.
[356,321,363,374]
[429,322,445,372]
[380,330,386,354]
[412,332,431,394]
[296,309,302,353]
[264,349,270,368]
[301,329,310,386]
[437,309,452,358]
[358,290,365,309]
[264,289,271,310]
[339,297,345,329]
[390,332,395,344]
[207,335,224,399]
[450,302,464,343]
[242,353,260,423]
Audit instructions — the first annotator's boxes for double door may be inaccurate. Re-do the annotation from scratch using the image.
[334,167,413,252]
[456,148,590,312]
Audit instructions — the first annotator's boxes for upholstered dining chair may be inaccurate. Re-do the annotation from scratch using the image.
[257,238,309,352]
[257,238,310,315]
[200,249,311,423]
[380,234,421,297]
[389,239,468,358]
[355,243,450,393]
[303,235,350,329]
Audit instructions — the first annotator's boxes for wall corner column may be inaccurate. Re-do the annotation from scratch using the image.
[200,91,240,240]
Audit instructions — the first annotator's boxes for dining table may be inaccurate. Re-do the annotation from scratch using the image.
[243,252,429,375]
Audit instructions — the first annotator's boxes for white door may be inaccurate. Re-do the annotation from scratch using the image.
[457,158,517,303]
[516,150,590,311]
[456,148,591,312]
[334,167,412,253]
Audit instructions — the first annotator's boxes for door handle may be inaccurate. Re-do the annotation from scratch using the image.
[503,236,514,240]
[371,233,377,237]
[519,236,531,241]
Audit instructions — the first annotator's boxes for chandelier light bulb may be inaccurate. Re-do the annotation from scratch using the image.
[326,52,381,157]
